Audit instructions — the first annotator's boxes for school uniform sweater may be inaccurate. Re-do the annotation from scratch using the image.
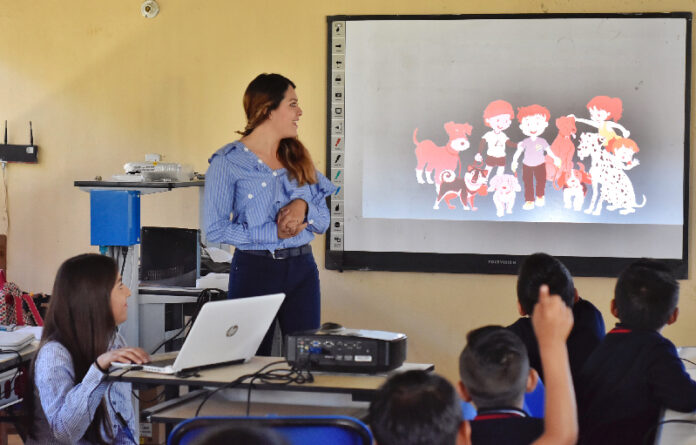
[507,298,605,385]
[470,407,544,445]
[576,324,696,445]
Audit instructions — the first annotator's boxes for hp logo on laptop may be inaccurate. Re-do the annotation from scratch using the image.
[226,325,239,337]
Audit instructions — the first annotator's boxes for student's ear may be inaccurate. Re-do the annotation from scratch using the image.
[525,367,539,393]
[610,299,619,319]
[456,420,472,445]
[458,381,473,402]
[517,301,527,316]
[573,288,580,304]
[667,307,679,325]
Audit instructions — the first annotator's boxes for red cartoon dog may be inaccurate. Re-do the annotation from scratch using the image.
[414,121,473,192]
[545,115,577,189]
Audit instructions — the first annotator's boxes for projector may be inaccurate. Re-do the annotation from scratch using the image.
[285,324,407,373]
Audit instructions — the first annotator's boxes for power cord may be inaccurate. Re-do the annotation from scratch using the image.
[680,357,696,367]
[194,360,288,417]
[0,349,23,398]
[244,358,315,416]
[642,419,696,445]
[106,379,138,445]
[149,288,225,355]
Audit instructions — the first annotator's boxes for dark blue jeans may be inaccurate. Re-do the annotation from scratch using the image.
[227,249,321,356]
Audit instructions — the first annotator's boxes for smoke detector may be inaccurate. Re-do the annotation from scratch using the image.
[141,0,159,18]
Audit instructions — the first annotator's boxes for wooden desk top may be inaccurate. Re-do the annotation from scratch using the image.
[109,355,433,401]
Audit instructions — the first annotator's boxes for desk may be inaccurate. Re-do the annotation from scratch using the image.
[109,356,433,423]
[656,348,696,445]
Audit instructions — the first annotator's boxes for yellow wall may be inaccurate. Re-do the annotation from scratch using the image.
[0,0,694,383]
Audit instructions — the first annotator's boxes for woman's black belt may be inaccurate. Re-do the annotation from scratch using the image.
[240,244,312,260]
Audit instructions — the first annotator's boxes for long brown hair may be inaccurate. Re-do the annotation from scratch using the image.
[238,73,317,186]
[26,254,118,444]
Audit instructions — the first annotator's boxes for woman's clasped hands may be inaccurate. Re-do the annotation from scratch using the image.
[277,199,308,239]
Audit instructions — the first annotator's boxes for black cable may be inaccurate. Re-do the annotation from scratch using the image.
[120,247,128,277]
[244,359,315,416]
[148,288,225,355]
[642,418,696,445]
[0,349,24,395]
[680,357,696,367]
[106,379,138,445]
[195,359,288,417]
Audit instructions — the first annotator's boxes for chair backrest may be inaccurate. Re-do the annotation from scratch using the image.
[168,415,373,445]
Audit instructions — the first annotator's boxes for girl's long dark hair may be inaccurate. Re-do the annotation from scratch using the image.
[238,73,317,186]
[25,253,118,444]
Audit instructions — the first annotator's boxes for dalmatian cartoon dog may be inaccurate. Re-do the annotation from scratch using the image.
[576,132,646,215]
[414,121,473,193]
[488,173,521,217]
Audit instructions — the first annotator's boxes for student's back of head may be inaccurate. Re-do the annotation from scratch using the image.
[459,326,531,409]
[614,259,679,331]
[369,370,462,445]
[517,253,575,315]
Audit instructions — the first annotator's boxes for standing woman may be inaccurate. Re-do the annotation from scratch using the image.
[25,254,149,444]
[204,73,335,355]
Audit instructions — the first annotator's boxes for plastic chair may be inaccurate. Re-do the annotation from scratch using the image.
[460,377,546,420]
[168,415,373,445]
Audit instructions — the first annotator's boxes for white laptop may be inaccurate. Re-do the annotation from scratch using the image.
[114,293,285,374]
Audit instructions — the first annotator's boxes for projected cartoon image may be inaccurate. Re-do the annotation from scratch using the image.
[511,105,562,210]
[488,173,521,216]
[409,96,647,221]
[571,96,630,147]
[576,132,646,215]
[433,161,489,210]
[546,115,577,190]
[475,100,517,177]
[413,121,473,192]
[560,164,592,212]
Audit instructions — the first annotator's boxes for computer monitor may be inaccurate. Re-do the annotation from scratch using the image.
[139,226,200,287]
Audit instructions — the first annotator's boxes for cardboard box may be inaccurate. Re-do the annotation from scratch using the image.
[138,387,166,445]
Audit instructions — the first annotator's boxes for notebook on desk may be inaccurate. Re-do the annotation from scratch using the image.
[115,293,285,375]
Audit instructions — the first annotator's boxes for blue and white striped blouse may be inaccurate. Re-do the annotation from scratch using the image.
[27,333,136,444]
[204,141,335,251]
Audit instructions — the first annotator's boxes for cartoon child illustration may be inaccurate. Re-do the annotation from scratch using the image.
[511,105,561,210]
[571,95,630,147]
[475,100,517,177]
[607,137,640,170]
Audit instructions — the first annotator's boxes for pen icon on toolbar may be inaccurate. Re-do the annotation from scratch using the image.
[334,186,341,196]
[334,154,341,164]
[334,137,341,147]
[334,170,341,180]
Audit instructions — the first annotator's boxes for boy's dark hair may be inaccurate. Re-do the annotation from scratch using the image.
[517,252,575,314]
[459,326,530,409]
[369,370,462,445]
[614,259,679,330]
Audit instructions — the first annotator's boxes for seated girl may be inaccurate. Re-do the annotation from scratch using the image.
[25,253,149,444]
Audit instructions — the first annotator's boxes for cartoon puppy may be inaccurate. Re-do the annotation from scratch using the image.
[433,166,488,211]
[559,166,590,211]
[488,173,521,217]
[414,121,473,192]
